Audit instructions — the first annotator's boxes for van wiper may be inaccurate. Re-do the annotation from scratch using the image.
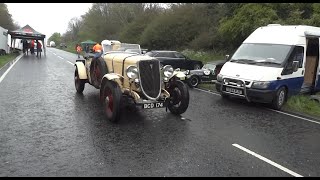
[255,61,281,65]
[230,59,256,64]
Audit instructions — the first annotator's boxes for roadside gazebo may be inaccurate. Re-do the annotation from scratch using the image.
[8,24,46,56]
[81,40,97,53]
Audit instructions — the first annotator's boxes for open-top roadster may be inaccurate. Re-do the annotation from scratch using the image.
[74,40,190,122]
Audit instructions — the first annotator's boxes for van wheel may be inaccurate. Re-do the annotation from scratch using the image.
[100,80,122,122]
[74,67,85,93]
[271,87,286,110]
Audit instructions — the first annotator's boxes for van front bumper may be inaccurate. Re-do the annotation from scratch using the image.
[216,82,276,103]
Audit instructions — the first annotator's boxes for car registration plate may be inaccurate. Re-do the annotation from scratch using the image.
[142,102,165,109]
[225,87,243,95]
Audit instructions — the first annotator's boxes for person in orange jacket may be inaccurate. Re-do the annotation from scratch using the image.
[92,42,103,58]
[30,40,35,54]
[76,44,82,58]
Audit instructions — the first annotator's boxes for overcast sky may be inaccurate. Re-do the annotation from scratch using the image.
[6,3,92,44]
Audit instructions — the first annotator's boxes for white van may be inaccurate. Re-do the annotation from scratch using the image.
[216,24,320,109]
[0,26,9,55]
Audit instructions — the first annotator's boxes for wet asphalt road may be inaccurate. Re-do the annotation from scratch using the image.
[0,48,320,177]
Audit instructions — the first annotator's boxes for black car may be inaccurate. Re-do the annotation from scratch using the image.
[184,60,226,88]
[145,50,203,70]
[60,43,67,48]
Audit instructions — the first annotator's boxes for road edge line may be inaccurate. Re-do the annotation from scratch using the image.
[0,53,24,84]
[194,87,320,125]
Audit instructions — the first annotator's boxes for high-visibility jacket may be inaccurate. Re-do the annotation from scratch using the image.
[76,46,82,52]
[37,42,42,49]
[30,40,35,48]
[93,44,102,53]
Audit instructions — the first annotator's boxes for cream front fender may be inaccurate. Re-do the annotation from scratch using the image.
[75,62,87,80]
[102,73,124,81]
[170,71,186,81]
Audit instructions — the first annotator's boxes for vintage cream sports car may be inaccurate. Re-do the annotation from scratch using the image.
[74,40,190,122]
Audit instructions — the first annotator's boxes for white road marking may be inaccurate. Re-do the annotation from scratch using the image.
[57,56,64,59]
[0,54,23,84]
[53,53,56,55]
[232,143,303,177]
[268,109,320,125]
[194,88,320,125]
[67,61,74,65]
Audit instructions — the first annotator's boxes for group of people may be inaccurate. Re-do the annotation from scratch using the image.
[22,39,42,57]
[75,42,102,59]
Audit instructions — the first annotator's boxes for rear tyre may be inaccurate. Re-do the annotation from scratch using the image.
[271,86,286,110]
[100,80,122,122]
[74,67,85,93]
[167,80,189,115]
[91,57,107,88]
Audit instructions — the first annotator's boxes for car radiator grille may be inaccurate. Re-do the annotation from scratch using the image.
[138,60,161,99]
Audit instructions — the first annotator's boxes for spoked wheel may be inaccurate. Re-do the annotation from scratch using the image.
[92,58,107,88]
[100,80,122,122]
[167,80,189,115]
[74,67,85,93]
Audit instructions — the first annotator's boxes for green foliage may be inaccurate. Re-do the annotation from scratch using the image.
[0,53,19,68]
[181,49,224,64]
[217,3,279,51]
[284,95,320,118]
[140,4,209,50]
[41,3,320,55]
[48,32,62,46]
[0,3,15,30]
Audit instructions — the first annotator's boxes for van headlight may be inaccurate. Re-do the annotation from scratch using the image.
[163,65,174,77]
[217,74,223,82]
[126,65,138,79]
[251,81,270,89]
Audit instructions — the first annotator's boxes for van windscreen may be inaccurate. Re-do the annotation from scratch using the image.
[230,43,292,66]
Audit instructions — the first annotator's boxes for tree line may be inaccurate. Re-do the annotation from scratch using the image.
[48,3,320,54]
[0,3,19,31]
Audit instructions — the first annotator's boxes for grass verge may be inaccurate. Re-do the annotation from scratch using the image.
[0,53,20,69]
[283,95,320,118]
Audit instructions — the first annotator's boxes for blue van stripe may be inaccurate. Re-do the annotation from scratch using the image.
[267,77,304,95]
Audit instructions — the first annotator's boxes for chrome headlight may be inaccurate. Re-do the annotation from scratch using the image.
[126,65,138,79]
[163,65,174,77]
[217,74,223,82]
[251,81,270,89]
[184,70,190,75]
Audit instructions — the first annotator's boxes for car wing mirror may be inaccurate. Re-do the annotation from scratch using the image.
[292,61,299,72]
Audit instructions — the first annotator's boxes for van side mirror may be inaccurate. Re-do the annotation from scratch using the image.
[292,61,299,72]
[225,54,230,61]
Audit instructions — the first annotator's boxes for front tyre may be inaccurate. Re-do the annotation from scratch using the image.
[167,80,189,115]
[271,86,286,110]
[100,80,122,122]
[74,67,85,93]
